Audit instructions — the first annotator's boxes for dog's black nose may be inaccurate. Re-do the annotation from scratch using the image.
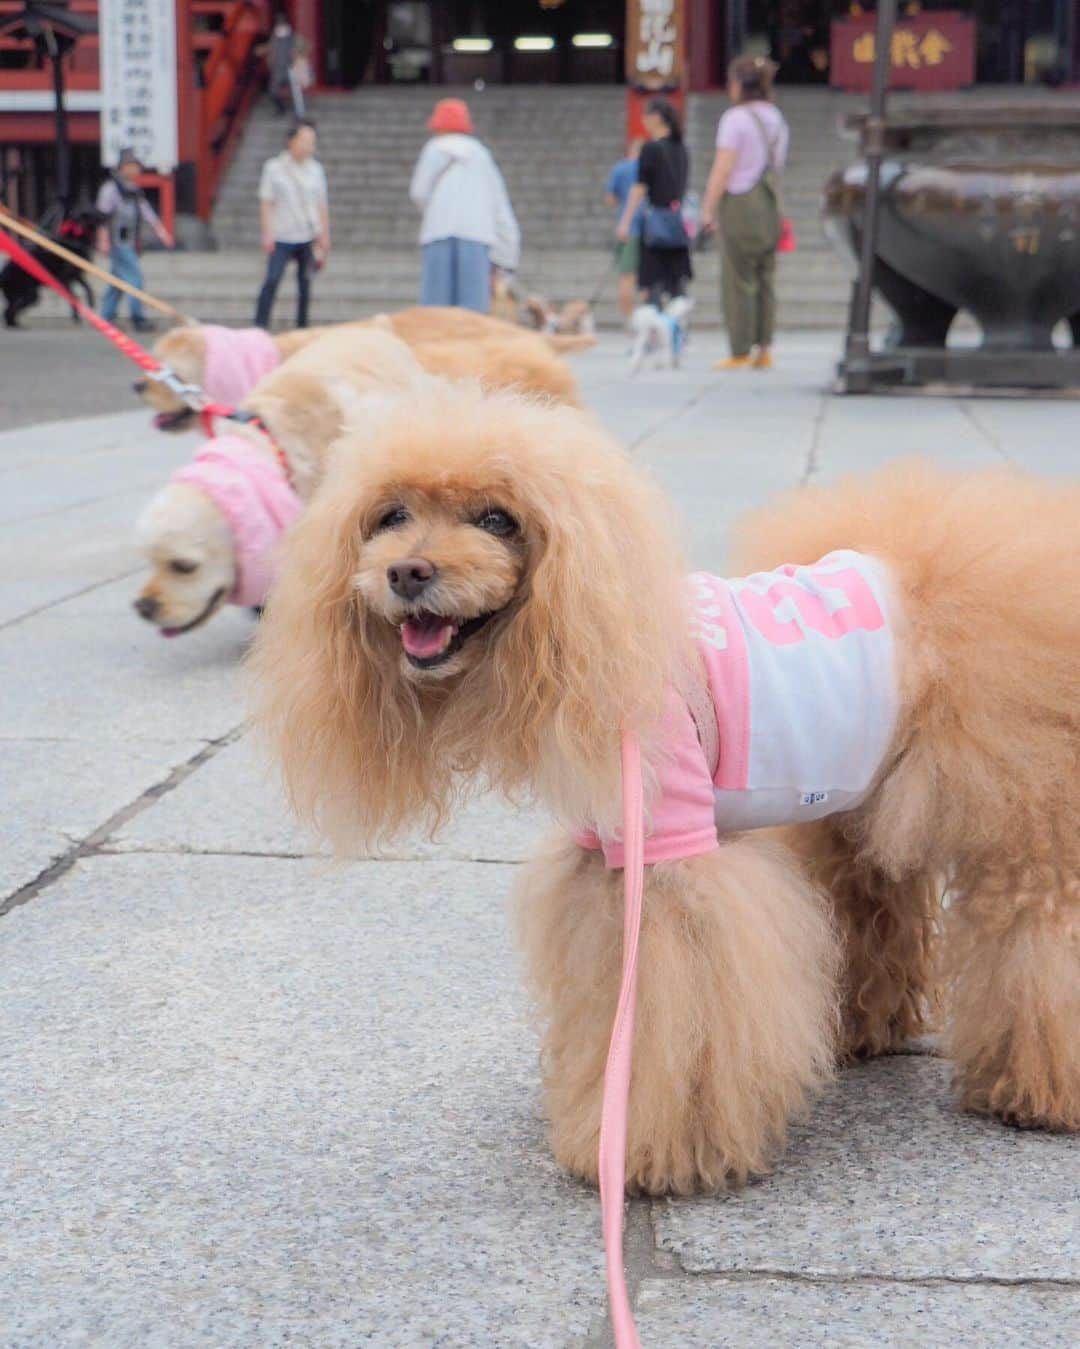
[134,595,159,621]
[132,380,147,395]
[387,558,435,600]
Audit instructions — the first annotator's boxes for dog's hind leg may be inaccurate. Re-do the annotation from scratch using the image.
[514,833,840,1194]
[71,275,94,321]
[945,842,1080,1131]
[779,818,941,1059]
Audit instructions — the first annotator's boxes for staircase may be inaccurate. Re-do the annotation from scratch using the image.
[31,86,866,329]
[203,85,862,328]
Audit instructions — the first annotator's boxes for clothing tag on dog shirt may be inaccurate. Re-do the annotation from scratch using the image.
[800,791,829,806]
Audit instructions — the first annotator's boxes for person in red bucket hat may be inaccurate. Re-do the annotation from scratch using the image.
[409,98,519,313]
[428,98,474,135]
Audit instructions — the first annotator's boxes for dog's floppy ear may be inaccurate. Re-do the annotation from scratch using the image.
[248,441,442,852]
[152,325,205,384]
[477,417,693,831]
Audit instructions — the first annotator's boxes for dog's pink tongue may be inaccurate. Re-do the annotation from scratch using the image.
[401,615,455,659]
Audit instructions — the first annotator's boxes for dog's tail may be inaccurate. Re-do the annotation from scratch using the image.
[545,333,599,355]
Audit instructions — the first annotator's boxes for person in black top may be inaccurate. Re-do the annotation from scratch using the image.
[616,98,692,308]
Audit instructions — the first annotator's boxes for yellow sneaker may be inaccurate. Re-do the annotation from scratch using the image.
[713,356,753,371]
[753,349,774,370]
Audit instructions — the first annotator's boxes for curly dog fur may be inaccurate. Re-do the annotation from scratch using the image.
[251,381,1080,1194]
[735,461,1080,1127]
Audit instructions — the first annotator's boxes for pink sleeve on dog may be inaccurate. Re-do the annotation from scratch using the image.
[576,690,719,870]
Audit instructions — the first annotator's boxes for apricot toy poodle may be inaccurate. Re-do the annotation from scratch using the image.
[251,378,1080,1195]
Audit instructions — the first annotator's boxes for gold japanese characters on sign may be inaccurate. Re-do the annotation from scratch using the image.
[626,0,685,90]
[853,27,953,69]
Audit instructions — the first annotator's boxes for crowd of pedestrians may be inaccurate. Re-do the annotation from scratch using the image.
[90,45,793,350]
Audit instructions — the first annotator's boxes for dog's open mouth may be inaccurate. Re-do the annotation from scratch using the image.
[153,407,197,432]
[398,609,496,668]
[161,587,227,638]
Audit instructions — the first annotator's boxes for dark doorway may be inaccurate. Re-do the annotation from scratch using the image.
[428,0,625,84]
[733,2,843,85]
[972,0,1073,84]
[384,2,436,83]
[324,0,379,86]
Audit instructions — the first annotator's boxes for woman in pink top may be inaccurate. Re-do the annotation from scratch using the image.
[701,56,789,370]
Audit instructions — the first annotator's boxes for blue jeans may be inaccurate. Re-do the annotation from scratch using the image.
[255,240,314,329]
[101,244,145,322]
[420,237,491,313]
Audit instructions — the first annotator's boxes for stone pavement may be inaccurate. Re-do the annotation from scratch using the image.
[1,333,1077,1348]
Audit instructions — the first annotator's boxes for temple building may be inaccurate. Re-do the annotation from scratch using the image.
[314,2,1077,91]
[0,1,1077,223]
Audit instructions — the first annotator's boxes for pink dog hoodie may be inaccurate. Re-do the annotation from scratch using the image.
[171,436,301,608]
[578,551,900,867]
[200,325,281,406]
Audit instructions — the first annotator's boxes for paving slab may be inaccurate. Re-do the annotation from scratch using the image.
[0,579,252,744]
[111,733,549,863]
[0,439,181,527]
[0,853,604,1348]
[810,397,1005,479]
[655,1056,1080,1282]
[0,490,168,629]
[0,736,207,899]
[0,331,144,431]
[634,1276,1080,1348]
[3,329,1079,1348]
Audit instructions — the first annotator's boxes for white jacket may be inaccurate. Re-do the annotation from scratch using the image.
[409,134,521,270]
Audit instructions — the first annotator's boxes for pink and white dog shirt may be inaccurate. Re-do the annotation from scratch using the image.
[171,436,301,608]
[200,325,281,407]
[578,550,899,868]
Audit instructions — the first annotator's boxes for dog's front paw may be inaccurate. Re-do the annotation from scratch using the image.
[956,1057,1080,1133]
[549,1110,758,1196]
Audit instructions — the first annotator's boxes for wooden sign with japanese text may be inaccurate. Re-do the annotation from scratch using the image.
[830,11,976,92]
[100,0,179,171]
[626,0,686,92]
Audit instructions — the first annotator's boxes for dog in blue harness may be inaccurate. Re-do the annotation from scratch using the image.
[628,294,694,375]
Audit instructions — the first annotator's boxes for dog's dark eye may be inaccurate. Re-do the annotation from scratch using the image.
[169,559,199,575]
[377,505,410,532]
[474,509,518,538]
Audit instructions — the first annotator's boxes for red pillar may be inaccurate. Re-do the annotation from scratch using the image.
[292,0,322,82]
[175,0,196,164]
[687,0,720,90]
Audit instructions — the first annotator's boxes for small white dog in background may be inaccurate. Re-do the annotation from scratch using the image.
[628,295,694,375]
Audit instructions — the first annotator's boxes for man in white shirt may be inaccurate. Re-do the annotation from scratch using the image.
[409,99,519,313]
[254,120,330,330]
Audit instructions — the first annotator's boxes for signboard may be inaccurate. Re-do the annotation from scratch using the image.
[830,11,976,92]
[100,0,178,172]
[626,0,686,92]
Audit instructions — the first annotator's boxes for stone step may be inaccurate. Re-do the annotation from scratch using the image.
[201,85,862,324]
[211,85,857,254]
[39,247,856,332]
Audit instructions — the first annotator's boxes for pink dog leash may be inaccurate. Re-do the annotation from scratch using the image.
[597,730,645,1348]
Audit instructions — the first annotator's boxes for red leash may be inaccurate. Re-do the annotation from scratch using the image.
[0,223,294,485]
[0,222,162,373]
